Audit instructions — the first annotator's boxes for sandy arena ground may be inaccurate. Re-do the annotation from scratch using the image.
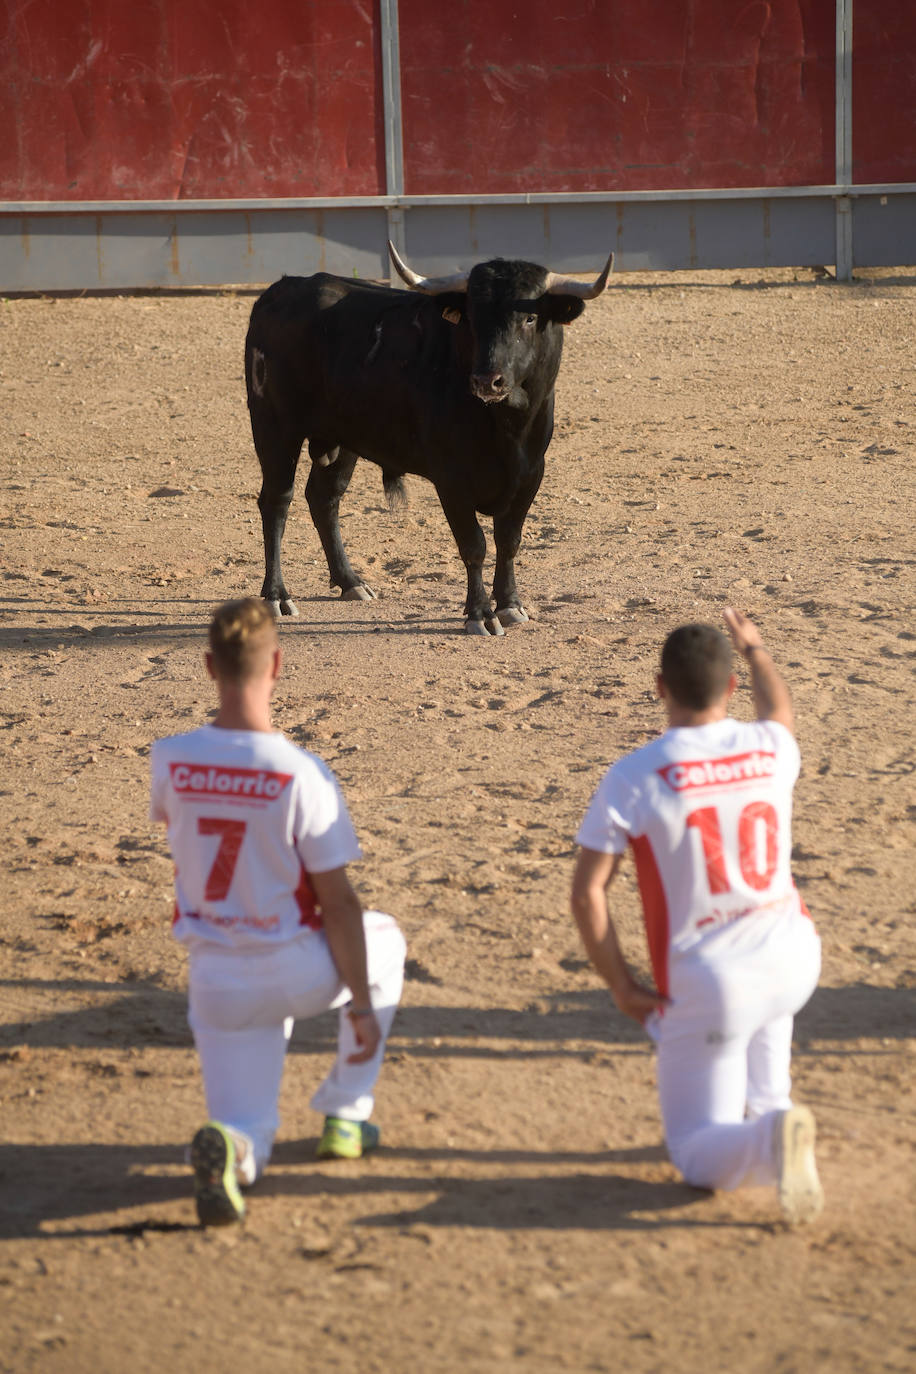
[0,265,914,1373]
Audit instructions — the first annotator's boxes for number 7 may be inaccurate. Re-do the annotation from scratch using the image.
[198,818,247,900]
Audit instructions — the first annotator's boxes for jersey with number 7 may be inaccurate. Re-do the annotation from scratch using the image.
[575,717,807,999]
[150,725,361,950]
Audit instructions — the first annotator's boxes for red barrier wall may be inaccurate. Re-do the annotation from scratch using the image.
[852,3,916,183]
[0,0,385,199]
[0,1,912,203]
[398,0,835,193]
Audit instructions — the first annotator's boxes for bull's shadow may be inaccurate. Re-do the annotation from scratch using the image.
[0,604,463,652]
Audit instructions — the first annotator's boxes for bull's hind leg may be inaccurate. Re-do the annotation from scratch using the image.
[252,408,305,617]
[305,449,376,601]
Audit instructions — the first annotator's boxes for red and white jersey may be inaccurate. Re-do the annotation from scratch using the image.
[150,725,361,951]
[576,717,805,997]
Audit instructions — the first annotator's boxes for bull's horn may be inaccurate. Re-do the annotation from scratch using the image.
[388,240,470,294]
[544,251,614,299]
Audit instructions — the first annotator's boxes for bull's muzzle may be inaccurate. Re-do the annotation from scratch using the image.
[470,371,510,403]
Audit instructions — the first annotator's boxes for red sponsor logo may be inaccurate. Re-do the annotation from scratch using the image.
[169,762,292,801]
[657,751,776,793]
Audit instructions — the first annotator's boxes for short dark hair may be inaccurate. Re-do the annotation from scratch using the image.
[660,623,733,710]
[208,598,278,682]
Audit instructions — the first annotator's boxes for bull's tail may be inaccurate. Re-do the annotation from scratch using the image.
[383,469,407,513]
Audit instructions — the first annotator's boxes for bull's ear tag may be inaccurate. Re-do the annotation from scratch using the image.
[442,307,461,325]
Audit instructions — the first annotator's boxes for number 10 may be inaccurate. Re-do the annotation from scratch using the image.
[686,802,778,893]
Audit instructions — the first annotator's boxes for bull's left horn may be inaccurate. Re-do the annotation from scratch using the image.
[544,251,614,299]
[388,240,470,294]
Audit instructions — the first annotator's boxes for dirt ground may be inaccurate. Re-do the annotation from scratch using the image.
[1,263,914,1374]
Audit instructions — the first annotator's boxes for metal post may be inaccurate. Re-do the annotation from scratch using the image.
[835,0,854,280]
[379,0,405,263]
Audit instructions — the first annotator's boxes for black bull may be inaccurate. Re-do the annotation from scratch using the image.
[245,242,613,636]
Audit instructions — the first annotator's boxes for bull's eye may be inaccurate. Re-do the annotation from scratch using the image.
[524,314,538,328]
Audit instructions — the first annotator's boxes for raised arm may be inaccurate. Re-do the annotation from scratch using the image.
[723,607,794,734]
[309,866,381,1064]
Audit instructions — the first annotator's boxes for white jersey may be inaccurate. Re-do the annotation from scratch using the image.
[150,725,361,951]
[576,717,807,997]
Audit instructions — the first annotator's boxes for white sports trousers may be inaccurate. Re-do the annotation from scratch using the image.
[647,900,821,1190]
[188,909,406,1176]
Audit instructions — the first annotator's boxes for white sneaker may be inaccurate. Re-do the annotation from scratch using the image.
[775,1105,824,1224]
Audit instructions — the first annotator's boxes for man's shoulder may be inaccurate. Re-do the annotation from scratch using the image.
[262,738,350,805]
[727,715,800,760]
[273,736,337,778]
[151,726,209,758]
[602,735,670,791]
[616,733,673,771]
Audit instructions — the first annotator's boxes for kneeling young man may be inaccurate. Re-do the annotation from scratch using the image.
[151,598,406,1226]
[571,608,823,1223]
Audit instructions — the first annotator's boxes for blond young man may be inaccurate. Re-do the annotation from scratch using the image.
[571,608,823,1223]
[151,598,405,1225]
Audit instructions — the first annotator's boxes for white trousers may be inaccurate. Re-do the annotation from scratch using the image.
[187,910,406,1178]
[648,904,821,1191]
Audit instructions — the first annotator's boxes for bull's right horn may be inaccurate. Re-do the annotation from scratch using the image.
[543,251,615,299]
[388,240,470,294]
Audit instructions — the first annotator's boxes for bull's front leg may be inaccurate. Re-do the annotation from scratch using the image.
[305,448,376,601]
[491,462,544,628]
[437,487,504,636]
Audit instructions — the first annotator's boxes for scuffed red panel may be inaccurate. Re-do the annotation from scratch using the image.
[4,1,910,207]
[399,0,835,193]
[852,3,916,183]
[0,0,384,199]
[403,2,691,69]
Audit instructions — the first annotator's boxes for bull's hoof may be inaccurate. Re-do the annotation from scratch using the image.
[496,605,529,627]
[341,583,377,602]
[268,598,299,618]
[464,616,505,637]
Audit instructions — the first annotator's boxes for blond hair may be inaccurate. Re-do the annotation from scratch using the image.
[208,598,278,682]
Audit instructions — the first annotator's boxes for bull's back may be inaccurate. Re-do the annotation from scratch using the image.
[248,273,400,333]
[246,274,457,466]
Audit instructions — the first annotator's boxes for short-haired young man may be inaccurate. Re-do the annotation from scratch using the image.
[151,598,406,1225]
[571,608,823,1223]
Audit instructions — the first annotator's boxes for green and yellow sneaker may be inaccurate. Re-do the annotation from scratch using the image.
[316,1116,381,1160]
[190,1122,246,1227]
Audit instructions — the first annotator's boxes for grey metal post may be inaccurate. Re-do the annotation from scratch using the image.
[379,0,405,263]
[835,0,854,280]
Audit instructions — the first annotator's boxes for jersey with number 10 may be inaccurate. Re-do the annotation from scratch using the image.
[575,717,806,997]
[150,725,361,951]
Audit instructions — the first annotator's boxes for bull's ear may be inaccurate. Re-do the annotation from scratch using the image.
[436,292,464,324]
[542,296,586,326]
